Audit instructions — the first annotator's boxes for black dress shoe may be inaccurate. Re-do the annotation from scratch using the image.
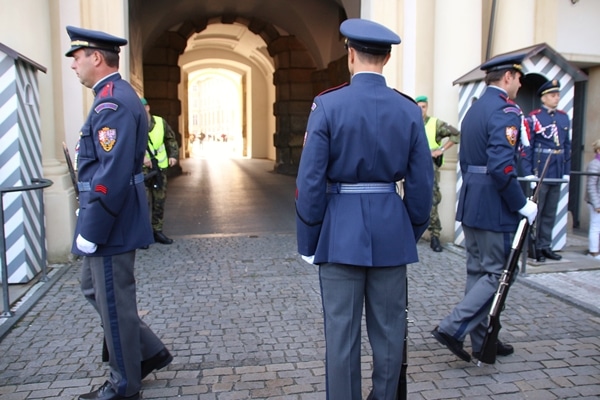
[153,231,173,245]
[472,340,514,359]
[79,381,139,400]
[542,248,562,261]
[140,245,149,250]
[431,326,471,362]
[430,236,443,252]
[536,250,546,262]
[141,347,173,379]
[496,340,514,356]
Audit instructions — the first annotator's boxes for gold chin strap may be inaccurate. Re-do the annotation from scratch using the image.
[70,40,120,53]
[71,40,90,47]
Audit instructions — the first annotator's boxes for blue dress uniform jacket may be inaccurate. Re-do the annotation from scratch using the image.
[457,86,528,233]
[71,73,154,256]
[521,107,571,182]
[295,72,433,267]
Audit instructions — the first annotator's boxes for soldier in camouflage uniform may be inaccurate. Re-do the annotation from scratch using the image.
[141,98,179,245]
[416,96,460,252]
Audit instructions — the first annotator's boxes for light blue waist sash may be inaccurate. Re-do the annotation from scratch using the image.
[78,172,145,192]
[326,182,397,194]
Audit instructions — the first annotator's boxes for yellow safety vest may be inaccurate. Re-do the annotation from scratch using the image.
[147,116,168,169]
[425,116,444,167]
[425,116,439,150]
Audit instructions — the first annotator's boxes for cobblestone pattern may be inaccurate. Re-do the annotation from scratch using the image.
[0,234,599,399]
[524,270,600,312]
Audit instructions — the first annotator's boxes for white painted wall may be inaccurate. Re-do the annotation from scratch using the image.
[1,0,599,259]
[556,0,600,61]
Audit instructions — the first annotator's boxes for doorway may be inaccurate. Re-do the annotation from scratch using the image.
[188,70,244,159]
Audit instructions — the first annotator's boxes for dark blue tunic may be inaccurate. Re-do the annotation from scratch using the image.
[456,86,528,233]
[521,106,571,181]
[295,72,433,266]
[72,73,153,256]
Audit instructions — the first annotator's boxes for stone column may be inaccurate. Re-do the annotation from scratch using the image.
[269,36,316,175]
[433,0,482,243]
[360,0,402,89]
[492,0,536,55]
[143,30,186,136]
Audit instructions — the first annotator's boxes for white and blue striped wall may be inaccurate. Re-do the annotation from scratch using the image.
[454,54,573,251]
[0,50,44,284]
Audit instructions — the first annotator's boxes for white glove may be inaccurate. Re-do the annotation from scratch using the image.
[301,255,315,265]
[524,175,537,190]
[518,200,538,225]
[75,208,79,217]
[76,234,97,254]
[563,174,570,183]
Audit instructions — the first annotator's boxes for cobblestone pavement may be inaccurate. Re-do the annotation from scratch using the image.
[1,158,599,399]
[524,270,600,312]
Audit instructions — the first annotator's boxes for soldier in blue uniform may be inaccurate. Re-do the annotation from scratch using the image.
[521,79,571,262]
[65,26,172,400]
[295,18,433,399]
[431,53,538,363]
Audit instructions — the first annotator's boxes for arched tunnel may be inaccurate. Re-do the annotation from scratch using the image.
[131,0,360,175]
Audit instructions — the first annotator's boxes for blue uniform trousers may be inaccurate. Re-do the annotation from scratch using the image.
[81,251,166,396]
[439,226,512,352]
[319,263,406,400]
[534,183,560,250]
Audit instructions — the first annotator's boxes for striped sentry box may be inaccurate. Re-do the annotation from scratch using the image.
[454,50,576,251]
[0,44,46,284]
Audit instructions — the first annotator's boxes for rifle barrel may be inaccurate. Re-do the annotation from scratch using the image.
[478,154,553,365]
[62,142,79,197]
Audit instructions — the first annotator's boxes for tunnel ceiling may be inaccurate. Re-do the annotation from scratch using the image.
[182,23,275,77]
[140,0,358,69]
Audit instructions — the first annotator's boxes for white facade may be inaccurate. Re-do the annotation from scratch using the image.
[0,0,598,261]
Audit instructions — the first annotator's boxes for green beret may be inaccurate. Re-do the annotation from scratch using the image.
[415,95,428,103]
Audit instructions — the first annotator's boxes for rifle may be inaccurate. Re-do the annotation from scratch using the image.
[397,278,408,399]
[477,154,552,365]
[145,143,162,189]
[62,142,79,199]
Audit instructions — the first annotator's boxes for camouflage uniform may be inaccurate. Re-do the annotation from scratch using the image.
[426,117,460,238]
[144,116,179,232]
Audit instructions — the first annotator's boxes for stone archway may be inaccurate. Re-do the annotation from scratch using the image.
[142,15,348,175]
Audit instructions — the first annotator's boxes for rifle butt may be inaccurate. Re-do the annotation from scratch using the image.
[478,321,500,365]
[396,277,409,400]
[396,323,408,399]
